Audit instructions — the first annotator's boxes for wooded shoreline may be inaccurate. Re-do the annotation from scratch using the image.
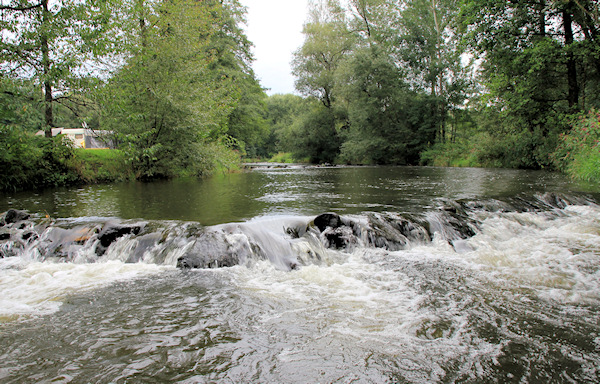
[2,0,599,191]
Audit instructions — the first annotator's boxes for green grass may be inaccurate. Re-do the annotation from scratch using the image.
[569,148,600,182]
[269,152,307,163]
[74,149,133,183]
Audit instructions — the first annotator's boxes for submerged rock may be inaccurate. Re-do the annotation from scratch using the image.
[176,230,246,269]
[0,231,10,241]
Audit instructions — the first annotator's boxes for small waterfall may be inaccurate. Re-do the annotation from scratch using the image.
[1,192,595,272]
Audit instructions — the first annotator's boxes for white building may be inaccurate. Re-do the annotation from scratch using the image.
[35,128,114,149]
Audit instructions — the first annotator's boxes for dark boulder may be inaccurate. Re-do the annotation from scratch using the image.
[314,213,343,232]
[21,231,38,242]
[1,209,30,226]
[96,223,144,255]
[312,213,361,250]
[321,226,357,249]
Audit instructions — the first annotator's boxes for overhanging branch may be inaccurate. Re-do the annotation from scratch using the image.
[0,2,43,11]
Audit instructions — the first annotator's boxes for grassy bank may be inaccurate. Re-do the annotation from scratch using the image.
[0,126,242,192]
[421,110,600,184]
[551,110,600,182]
[74,149,133,183]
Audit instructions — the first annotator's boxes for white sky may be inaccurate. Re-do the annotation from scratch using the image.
[239,0,310,95]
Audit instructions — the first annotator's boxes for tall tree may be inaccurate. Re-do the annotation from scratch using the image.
[292,0,354,108]
[0,0,118,136]
[290,0,355,163]
[395,0,468,143]
[211,0,269,157]
[98,0,237,178]
[339,47,433,164]
[460,0,600,167]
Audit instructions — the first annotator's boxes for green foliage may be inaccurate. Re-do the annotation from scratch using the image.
[0,0,260,190]
[226,79,270,158]
[97,0,241,180]
[292,0,354,108]
[0,0,120,134]
[457,0,600,169]
[551,109,600,181]
[339,48,436,164]
[201,0,270,159]
[0,126,80,191]
[74,149,131,183]
[286,0,470,166]
[278,99,342,164]
[265,94,310,159]
[420,138,479,167]
[0,79,43,131]
[269,152,297,163]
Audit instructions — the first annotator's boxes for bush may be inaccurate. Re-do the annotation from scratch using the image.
[74,149,132,183]
[551,109,600,181]
[0,126,81,191]
[420,139,480,167]
[269,152,296,163]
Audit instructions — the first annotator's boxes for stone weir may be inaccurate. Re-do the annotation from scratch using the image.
[0,192,594,271]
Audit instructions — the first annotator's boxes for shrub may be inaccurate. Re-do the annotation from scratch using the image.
[74,149,132,183]
[269,152,296,164]
[0,126,80,191]
[551,109,600,181]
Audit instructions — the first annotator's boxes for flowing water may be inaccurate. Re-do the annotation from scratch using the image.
[1,166,600,383]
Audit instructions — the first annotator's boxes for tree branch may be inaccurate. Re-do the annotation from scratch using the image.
[0,2,43,12]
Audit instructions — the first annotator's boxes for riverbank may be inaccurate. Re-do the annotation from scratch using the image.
[2,129,598,194]
[0,127,243,192]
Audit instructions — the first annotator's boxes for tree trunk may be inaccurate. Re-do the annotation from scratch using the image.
[537,0,546,37]
[41,0,54,138]
[563,4,580,110]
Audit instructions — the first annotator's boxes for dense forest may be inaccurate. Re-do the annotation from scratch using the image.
[1,0,600,191]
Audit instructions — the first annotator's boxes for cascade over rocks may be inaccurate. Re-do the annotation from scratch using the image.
[312,213,359,249]
[95,223,145,256]
[311,212,432,252]
[0,192,593,266]
[176,229,264,269]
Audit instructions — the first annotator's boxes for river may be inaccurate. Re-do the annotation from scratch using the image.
[0,165,599,383]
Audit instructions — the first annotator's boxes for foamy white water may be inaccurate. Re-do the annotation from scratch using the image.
[0,258,171,320]
[463,204,600,304]
[1,166,600,383]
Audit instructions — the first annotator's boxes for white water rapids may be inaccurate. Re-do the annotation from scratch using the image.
[1,194,599,383]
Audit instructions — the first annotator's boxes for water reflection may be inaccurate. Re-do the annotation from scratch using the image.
[1,166,598,224]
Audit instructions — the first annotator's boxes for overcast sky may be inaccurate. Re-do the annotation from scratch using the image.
[239,0,310,95]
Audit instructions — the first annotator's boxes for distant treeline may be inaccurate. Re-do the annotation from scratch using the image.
[274,0,600,176]
[1,0,600,191]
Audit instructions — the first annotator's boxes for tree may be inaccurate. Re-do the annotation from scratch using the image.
[290,0,355,162]
[395,0,468,143]
[226,77,269,158]
[459,0,600,168]
[0,77,42,129]
[210,0,270,158]
[97,0,238,179]
[338,47,434,164]
[1,0,118,136]
[292,0,355,108]
[284,98,342,163]
[265,93,305,157]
